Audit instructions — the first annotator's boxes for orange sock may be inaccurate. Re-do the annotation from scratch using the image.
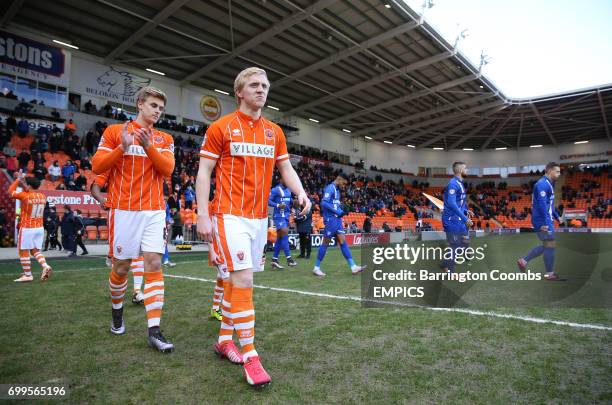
[218,280,234,345]
[109,268,128,309]
[130,256,144,291]
[31,249,49,269]
[231,286,257,359]
[212,277,224,310]
[144,271,164,328]
[19,250,31,276]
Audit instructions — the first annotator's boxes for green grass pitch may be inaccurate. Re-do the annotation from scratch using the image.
[0,235,610,403]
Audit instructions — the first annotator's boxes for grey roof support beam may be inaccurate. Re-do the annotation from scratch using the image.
[481,105,519,148]
[352,93,495,137]
[273,20,421,89]
[448,111,505,149]
[327,73,478,127]
[530,104,557,145]
[181,0,338,85]
[286,51,453,116]
[597,90,611,139]
[104,0,191,64]
[0,0,24,28]
[390,100,507,144]
[420,105,507,149]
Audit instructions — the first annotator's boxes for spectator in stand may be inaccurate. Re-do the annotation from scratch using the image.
[6,114,17,132]
[167,191,180,212]
[183,185,195,210]
[43,207,62,251]
[79,155,91,171]
[65,119,76,133]
[17,150,30,171]
[62,160,76,182]
[74,173,87,191]
[84,99,95,114]
[51,109,60,119]
[102,102,113,118]
[60,205,75,252]
[382,222,392,232]
[48,160,61,181]
[69,210,88,257]
[85,130,94,155]
[49,129,62,153]
[5,155,17,176]
[33,162,47,181]
[16,118,29,136]
[363,216,372,233]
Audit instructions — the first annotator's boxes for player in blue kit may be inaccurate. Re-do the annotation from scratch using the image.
[517,162,562,280]
[268,178,297,269]
[312,174,366,277]
[441,162,473,274]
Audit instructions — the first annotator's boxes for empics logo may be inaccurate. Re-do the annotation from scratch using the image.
[230,142,274,158]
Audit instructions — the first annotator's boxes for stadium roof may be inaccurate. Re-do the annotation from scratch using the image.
[4,0,611,149]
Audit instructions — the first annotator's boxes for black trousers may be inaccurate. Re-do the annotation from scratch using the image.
[298,232,311,257]
[72,234,88,254]
[44,233,62,250]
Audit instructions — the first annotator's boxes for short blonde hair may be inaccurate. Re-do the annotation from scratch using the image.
[233,67,269,104]
[136,86,167,105]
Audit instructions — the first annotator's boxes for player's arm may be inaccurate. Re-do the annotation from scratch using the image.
[319,186,342,216]
[268,187,279,208]
[195,157,216,242]
[132,129,175,177]
[8,174,27,200]
[532,184,550,220]
[90,183,109,209]
[445,185,469,223]
[92,123,130,174]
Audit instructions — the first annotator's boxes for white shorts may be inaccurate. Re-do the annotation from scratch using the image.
[217,264,229,280]
[18,227,44,250]
[112,209,166,260]
[213,214,267,272]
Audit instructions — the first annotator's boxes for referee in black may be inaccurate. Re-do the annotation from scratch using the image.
[293,199,312,259]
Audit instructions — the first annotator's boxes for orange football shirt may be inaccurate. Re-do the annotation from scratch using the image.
[9,180,46,229]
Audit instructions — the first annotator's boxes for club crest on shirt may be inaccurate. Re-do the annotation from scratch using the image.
[117,246,122,254]
[232,128,242,137]
[449,189,456,194]
[540,191,546,197]
[264,128,274,140]
[236,250,245,261]
[154,136,163,143]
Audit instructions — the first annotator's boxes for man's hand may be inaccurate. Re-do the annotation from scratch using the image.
[120,122,132,151]
[466,210,475,218]
[540,225,549,232]
[296,192,311,216]
[133,127,151,149]
[208,244,221,265]
[197,214,213,242]
[466,218,474,227]
[16,169,26,185]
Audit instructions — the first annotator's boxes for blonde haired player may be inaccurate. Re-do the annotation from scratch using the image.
[92,86,175,352]
[9,171,52,282]
[196,67,311,387]
[90,172,145,304]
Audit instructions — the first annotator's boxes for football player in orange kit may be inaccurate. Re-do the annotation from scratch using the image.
[9,171,52,282]
[196,67,311,387]
[92,86,175,352]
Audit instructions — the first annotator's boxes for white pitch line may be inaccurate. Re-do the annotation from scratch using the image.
[165,273,612,332]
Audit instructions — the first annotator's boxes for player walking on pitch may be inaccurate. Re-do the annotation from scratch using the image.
[196,67,311,387]
[92,86,175,352]
[518,162,563,280]
[312,174,366,277]
[9,171,52,282]
[268,177,297,269]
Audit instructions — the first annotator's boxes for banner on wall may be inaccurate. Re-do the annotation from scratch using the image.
[70,57,179,114]
[41,190,106,211]
[287,232,390,249]
[0,30,71,87]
